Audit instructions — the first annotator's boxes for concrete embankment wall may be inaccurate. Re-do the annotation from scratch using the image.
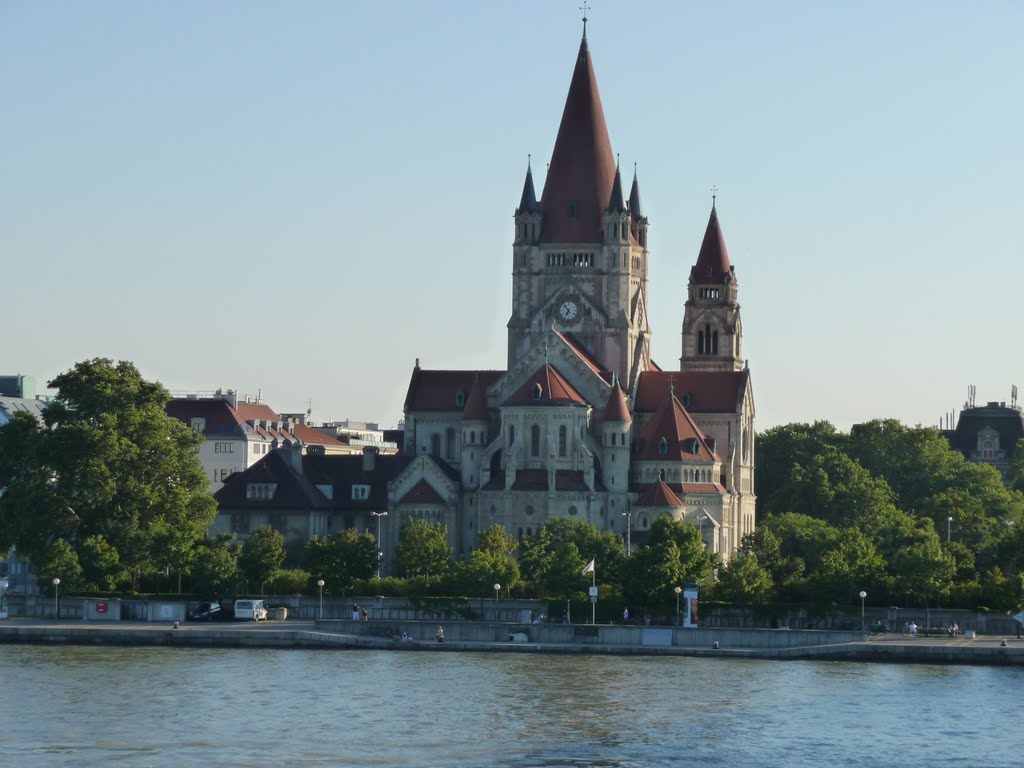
[318,619,864,649]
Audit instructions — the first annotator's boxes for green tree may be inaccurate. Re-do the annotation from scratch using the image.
[0,359,216,590]
[191,538,240,600]
[621,517,714,608]
[79,534,128,591]
[393,519,451,578]
[454,548,521,598]
[306,530,377,592]
[712,552,775,605]
[239,525,285,595]
[34,538,83,593]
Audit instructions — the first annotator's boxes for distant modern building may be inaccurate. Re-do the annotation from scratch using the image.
[942,387,1023,476]
[166,390,351,493]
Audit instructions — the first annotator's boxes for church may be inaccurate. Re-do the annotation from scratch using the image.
[393,28,756,565]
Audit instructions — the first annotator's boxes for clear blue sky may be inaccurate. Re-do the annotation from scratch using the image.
[3,1,1021,430]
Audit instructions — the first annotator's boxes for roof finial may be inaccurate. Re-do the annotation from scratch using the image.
[580,1,590,39]
[710,185,719,211]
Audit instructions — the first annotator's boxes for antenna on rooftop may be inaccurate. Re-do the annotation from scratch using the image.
[1013,385,1019,410]
[968,384,976,408]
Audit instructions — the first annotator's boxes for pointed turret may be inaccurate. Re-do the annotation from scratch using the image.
[516,159,539,214]
[691,203,735,285]
[603,379,631,422]
[628,167,644,219]
[539,34,616,244]
[606,161,626,213]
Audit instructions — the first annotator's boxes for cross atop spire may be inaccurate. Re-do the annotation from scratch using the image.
[580,2,590,38]
[711,185,719,211]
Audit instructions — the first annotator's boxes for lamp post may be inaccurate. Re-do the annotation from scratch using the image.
[493,583,501,621]
[674,585,682,625]
[946,516,953,542]
[859,590,867,633]
[52,577,60,619]
[696,514,709,548]
[622,511,632,556]
[371,511,388,578]
[317,579,325,620]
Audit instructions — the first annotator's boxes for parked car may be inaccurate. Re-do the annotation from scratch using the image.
[234,599,268,621]
[188,601,222,621]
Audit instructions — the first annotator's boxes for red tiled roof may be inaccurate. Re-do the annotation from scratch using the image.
[398,479,445,505]
[632,389,717,461]
[166,398,247,436]
[635,480,685,507]
[405,370,505,412]
[506,365,589,407]
[291,422,347,448]
[681,483,725,493]
[539,36,617,244]
[556,331,614,382]
[634,370,747,414]
[691,205,735,285]
[235,401,281,424]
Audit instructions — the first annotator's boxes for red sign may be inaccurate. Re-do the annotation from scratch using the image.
[96,601,108,614]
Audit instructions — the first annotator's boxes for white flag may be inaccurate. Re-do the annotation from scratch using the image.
[581,559,595,575]
[1014,611,1024,625]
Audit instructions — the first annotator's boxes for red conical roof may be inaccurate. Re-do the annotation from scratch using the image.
[462,376,488,421]
[636,479,685,508]
[633,387,717,461]
[505,365,588,407]
[539,36,616,244]
[603,382,631,422]
[691,205,735,285]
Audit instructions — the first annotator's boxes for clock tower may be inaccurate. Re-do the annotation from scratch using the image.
[508,33,650,391]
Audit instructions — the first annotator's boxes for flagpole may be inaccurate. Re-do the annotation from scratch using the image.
[591,562,596,625]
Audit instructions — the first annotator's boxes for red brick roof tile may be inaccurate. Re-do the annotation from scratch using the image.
[506,365,589,407]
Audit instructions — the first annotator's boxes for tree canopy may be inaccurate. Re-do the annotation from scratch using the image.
[393,518,451,579]
[0,359,216,590]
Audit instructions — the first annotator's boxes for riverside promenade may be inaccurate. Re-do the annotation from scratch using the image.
[2,618,1024,665]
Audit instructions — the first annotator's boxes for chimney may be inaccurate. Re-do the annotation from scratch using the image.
[363,445,379,472]
[290,441,304,473]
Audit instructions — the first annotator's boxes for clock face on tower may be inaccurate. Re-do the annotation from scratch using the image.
[559,300,578,321]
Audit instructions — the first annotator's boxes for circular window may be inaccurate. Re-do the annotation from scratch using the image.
[525,505,535,517]
[568,505,578,516]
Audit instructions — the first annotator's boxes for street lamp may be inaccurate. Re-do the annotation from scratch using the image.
[317,579,325,620]
[947,516,953,542]
[371,511,388,578]
[622,511,632,556]
[52,577,60,619]
[859,590,867,632]
[493,583,501,621]
[674,585,682,625]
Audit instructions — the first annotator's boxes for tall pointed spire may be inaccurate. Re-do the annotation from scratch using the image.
[606,157,626,212]
[692,203,735,285]
[629,165,644,219]
[539,31,616,243]
[516,156,539,213]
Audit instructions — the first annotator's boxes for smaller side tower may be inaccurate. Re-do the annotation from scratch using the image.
[460,377,489,490]
[600,376,632,492]
[680,201,743,372]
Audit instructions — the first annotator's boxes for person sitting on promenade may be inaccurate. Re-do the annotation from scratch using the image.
[435,626,445,643]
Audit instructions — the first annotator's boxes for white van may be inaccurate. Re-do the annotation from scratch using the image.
[234,599,268,621]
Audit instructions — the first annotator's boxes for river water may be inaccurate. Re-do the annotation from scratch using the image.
[2,645,1022,767]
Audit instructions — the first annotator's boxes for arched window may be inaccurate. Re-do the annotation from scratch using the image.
[698,330,705,354]
[704,324,712,355]
[508,424,515,447]
[712,330,719,355]
[446,428,456,460]
[531,425,541,457]
[658,437,668,455]
[455,390,465,408]
[431,434,441,456]
[559,425,567,457]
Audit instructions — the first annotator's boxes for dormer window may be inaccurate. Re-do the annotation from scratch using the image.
[705,265,713,278]
[455,390,466,408]
[190,417,206,434]
[568,201,578,219]
[352,484,370,501]
[691,439,700,454]
[658,437,668,455]
[246,483,276,500]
